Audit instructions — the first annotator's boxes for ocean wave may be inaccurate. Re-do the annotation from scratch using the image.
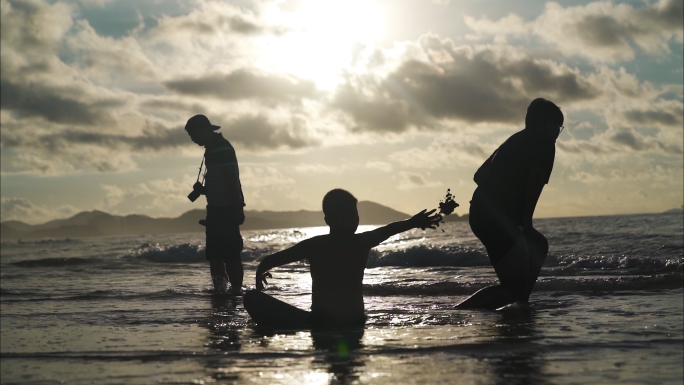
[123,243,207,263]
[1,238,81,248]
[545,254,683,271]
[118,241,684,274]
[368,246,683,272]
[0,288,213,302]
[33,238,81,244]
[368,245,489,268]
[10,257,95,268]
[363,273,683,296]
[122,243,267,263]
[4,273,680,303]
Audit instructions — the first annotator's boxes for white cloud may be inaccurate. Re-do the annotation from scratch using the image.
[293,164,345,174]
[1,197,79,224]
[99,184,125,208]
[465,0,684,63]
[364,161,393,172]
[390,133,499,169]
[396,171,442,190]
[240,166,295,188]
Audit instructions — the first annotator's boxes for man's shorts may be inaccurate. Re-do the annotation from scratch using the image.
[469,200,523,266]
[205,205,243,262]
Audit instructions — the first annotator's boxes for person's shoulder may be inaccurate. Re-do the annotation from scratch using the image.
[296,235,329,259]
[206,135,237,159]
[214,135,234,149]
[499,129,527,146]
[299,234,328,248]
[493,129,526,156]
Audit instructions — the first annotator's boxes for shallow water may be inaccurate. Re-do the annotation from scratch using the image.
[1,213,682,384]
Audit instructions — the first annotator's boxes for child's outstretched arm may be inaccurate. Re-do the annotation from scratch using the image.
[363,209,442,248]
[255,241,310,290]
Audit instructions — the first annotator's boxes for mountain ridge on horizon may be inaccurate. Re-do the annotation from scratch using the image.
[0,201,468,240]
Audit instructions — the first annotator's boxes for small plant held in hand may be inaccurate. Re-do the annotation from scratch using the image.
[437,189,459,231]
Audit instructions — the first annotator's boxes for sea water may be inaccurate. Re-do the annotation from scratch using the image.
[1,213,682,384]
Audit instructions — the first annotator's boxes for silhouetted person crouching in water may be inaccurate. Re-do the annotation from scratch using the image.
[456,98,563,310]
[244,189,441,329]
[185,115,245,294]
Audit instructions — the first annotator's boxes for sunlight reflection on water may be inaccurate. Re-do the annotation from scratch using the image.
[247,225,379,244]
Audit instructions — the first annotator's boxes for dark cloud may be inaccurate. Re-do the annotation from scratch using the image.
[1,114,316,155]
[164,69,316,102]
[644,0,683,30]
[559,0,683,57]
[571,0,682,49]
[610,130,650,151]
[0,80,123,125]
[573,15,638,48]
[333,38,600,133]
[556,140,606,155]
[140,99,209,116]
[176,14,263,35]
[221,115,317,150]
[408,174,425,185]
[623,108,683,127]
[465,0,683,62]
[1,125,188,153]
[333,82,422,133]
[0,0,72,52]
[503,60,601,102]
[610,129,682,154]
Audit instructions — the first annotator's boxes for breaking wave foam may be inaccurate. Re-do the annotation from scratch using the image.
[364,273,683,296]
[119,242,683,274]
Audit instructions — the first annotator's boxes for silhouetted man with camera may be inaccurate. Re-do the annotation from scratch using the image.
[185,115,245,294]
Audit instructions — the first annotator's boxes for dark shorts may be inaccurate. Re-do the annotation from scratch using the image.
[205,205,243,262]
[469,200,523,265]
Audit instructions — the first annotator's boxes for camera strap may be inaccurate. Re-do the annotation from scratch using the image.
[196,157,206,184]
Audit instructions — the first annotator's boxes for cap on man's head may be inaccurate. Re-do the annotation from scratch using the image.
[185,115,220,131]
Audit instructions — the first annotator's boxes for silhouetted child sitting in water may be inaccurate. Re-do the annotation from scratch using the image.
[243,189,441,329]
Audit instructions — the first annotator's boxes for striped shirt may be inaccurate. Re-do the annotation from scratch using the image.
[204,133,244,207]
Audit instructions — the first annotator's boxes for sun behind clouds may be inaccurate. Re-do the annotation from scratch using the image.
[258,0,384,89]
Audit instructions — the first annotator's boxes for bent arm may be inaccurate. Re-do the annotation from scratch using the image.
[522,166,547,229]
[256,242,308,277]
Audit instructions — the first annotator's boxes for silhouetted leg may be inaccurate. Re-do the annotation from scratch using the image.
[522,229,548,302]
[243,290,310,329]
[224,260,243,293]
[455,234,530,310]
[209,260,228,292]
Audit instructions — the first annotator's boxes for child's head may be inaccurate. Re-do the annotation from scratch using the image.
[322,189,359,234]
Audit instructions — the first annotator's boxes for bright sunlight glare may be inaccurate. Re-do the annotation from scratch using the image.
[258,0,384,89]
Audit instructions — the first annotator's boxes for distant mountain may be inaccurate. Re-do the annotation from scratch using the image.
[662,208,683,214]
[0,201,466,240]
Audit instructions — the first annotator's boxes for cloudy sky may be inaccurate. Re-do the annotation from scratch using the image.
[1,0,682,224]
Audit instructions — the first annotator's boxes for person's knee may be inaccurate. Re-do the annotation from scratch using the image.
[243,290,262,311]
[225,259,243,272]
[527,230,548,256]
[209,259,226,276]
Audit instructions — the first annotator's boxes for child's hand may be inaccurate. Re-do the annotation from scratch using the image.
[256,271,272,291]
[410,209,442,230]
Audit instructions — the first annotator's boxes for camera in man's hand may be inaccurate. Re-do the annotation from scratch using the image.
[187,182,207,202]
